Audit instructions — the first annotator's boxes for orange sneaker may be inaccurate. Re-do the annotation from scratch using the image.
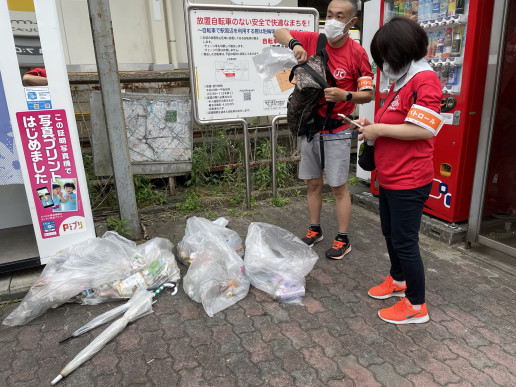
[378,298,429,324]
[301,227,323,247]
[368,276,406,299]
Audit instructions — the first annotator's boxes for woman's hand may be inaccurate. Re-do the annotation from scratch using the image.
[356,117,382,142]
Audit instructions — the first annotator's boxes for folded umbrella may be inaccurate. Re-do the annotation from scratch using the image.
[51,288,154,385]
[58,283,177,343]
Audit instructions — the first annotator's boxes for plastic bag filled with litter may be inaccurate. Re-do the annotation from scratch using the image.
[3,232,180,326]
[252,46,298,81]
[244,222,318,305]
[183,235,249,317]
[177,217,243,265]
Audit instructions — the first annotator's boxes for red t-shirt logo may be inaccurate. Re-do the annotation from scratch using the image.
[389,94,401,111]
[333,68,347,80]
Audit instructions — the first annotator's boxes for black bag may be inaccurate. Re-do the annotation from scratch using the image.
[287,34,335,142]
[358,141,376,171]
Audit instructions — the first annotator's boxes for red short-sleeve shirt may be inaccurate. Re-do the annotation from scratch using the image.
[373,70,442,190]
[290,31,373,132]
[26,68,47,78]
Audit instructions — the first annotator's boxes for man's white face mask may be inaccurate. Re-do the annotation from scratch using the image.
[382,62,411,82]
[324,18,354,43]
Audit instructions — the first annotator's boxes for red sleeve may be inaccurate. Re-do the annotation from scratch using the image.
[412,72,442,114]
[289,30,320,57]
[26,68,47,78]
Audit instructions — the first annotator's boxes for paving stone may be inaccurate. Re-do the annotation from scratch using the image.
[1,201,515,386]
[310,327,349,358]
[225,352,263,386]
[370,340,421,376]
[269,338,309,372]
[411,348,461,385]
[225,308,255,334]
[406,370,440,386]
[445,338,496,370]
[240,330,275,363]
[483,365,516,386]
[196,343,232,380]
[118,349,149,385]
[339,334,384,368]
[178,366,207,386]
[368,362,412,387]
[140,330,169,361]
[478,344,516,372]
[334,354,381,386]
[261,301,291,324]
[211,325,244,355]
[290,367,326,387]
[257,360,294,386]
[301,346,345,383]
[445,357,497,386]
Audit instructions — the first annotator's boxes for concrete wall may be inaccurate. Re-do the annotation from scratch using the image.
[56,0,298,71]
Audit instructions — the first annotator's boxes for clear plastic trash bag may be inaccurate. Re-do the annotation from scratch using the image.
[252,46,298,81]
[3,232,180,326]
[244,222,318,305]
[177,217,243,265]
[183,236,249,317]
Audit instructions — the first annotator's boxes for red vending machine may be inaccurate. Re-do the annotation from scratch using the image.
[368,0,495,223]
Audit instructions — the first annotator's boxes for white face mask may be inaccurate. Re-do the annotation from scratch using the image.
[324,18,353,43]
[382,62,410,82]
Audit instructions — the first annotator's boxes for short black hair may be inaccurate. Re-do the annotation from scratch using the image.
[64,182,76,190]
[331,0,358,17]
[370,17,428,73]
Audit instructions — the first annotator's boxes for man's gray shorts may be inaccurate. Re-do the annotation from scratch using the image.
[298,133,351,187]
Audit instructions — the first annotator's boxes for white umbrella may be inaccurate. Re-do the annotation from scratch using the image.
[58,283,177,343]
[51,288,154,385]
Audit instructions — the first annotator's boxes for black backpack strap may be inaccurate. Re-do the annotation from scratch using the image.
[316,33,327,57]
[413,90,417,104]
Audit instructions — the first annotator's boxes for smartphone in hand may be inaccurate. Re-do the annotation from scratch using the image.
[338,114,363,129]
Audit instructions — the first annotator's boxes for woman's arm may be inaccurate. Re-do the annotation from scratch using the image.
[357,121,434,142]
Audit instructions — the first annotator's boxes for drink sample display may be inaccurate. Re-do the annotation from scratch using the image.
[380,0,469,95]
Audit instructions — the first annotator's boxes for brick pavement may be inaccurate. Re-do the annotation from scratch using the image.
[1,198,515,386]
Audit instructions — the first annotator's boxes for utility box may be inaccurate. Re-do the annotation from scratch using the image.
[91,91,193,176]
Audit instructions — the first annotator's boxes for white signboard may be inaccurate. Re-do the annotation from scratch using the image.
[231,0,281,5]
[9,10,38,37]
[187,7,317,122]
[0,0,95,264]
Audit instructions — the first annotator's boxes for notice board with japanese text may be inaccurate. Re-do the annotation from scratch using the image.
[185,4,318,123]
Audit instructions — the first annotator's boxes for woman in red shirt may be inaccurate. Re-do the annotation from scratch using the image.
[357,17,444,324]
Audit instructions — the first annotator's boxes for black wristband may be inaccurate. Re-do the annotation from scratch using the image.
[288,38,302,50]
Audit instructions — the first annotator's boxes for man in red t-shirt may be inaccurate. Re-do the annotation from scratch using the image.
[22,67,48,86]
[274,0,374,260]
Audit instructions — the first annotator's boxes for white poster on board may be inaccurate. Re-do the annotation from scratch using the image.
[189,9,316,122]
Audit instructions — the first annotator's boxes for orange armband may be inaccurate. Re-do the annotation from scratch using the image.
[405,104,444,135]
[357,76,374,91]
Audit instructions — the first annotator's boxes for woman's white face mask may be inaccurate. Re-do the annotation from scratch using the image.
[382,62,410,82]
[324,18,354,43]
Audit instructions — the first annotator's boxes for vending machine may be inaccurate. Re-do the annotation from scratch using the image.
[366,0,495,223]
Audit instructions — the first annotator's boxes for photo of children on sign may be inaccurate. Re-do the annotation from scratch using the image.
[16,109,86,238]
[51,178,78,212]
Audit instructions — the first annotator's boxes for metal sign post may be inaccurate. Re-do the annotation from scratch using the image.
[183,0,317,208]
[87,0,141,239]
